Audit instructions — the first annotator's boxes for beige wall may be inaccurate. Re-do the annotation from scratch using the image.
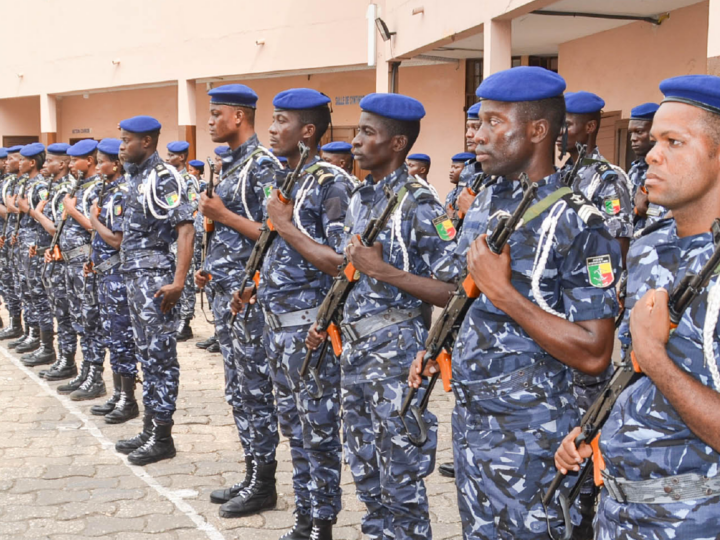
[559,2,709,118]
[0,96,41,142]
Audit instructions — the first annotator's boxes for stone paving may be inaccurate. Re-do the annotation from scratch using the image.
[0,301,462,540]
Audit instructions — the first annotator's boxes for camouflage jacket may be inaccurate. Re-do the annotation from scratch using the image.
[91,178,127,267]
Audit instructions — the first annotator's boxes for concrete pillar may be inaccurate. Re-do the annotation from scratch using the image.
[178,79,197,159]
[483,19,512,79]
[39,93,57,146]
[708,0,720,75]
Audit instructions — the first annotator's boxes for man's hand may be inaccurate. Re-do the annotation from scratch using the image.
[35,199,47,215]
[457,187,475,217]
[446,204,456,220]
[9,235,16,246]
[230,286,256,315]
[154,282,183,314]
[63,195,78,215]
[198,191,228,222]
[0,237,5,250]
[629,288,671,375]
[28,245,37,257]
[6,195,17,213]
[90,202,100,220]
[408,350,439,389]
[17,196,29,214]
[82,262,94,277]
[634,188,649,218]
[194,269,210,289]
[44,249,53,263]
[266,190,294,231]
[306,322,328,351]
[467,234,513,305]
[346,236,386,280]
[554,426,594,475]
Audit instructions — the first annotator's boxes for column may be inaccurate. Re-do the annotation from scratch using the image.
[178,79,197,160]
[708,0,720,75]
[40,93,57,146]
[483,19,512,79]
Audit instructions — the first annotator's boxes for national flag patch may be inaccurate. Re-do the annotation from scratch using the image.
[114,204,122,216]
[432,214,457,241]
[165,191,179,206]
[263,185,273,199]
[189,191,198,202]
[603,198,621,215]
[58,202,65,214]
[586,255,614,288]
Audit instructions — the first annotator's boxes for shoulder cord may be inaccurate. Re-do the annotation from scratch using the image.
[531,200,568,319]
[319,161,355,184]
[2,179,11,206]
[702,275,720,392]
[81,182,99,216]
[52,186,69,222]
[293,174,316,241]
[586,171,602,200]
[105,191,123,229]
[237,157,257,221]
[146,166,184,221]
[389,189,411,273]
[413,174,441,203]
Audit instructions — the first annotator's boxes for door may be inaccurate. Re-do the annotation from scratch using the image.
[3,135,39,147]
[320,126,368,181]
[596,111,621,164]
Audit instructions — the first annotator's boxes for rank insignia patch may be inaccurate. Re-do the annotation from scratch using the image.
[587,255,614,288]
[432,214,457,241]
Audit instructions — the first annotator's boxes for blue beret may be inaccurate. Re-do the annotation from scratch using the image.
[321,141,353,153]
[209,84,259,109]
[565,91,605,114]
[273,88,330,110]
[452,152,475,162]
[630,103,659,121]
[20,142,46,157]
[467,102,481,119]
[7,145,24,153]
[119,115,162,133]
[167,141,190,153]
[0,149,7,159]
[67,139,99,157]
[97,138,122,156]
[277,156,288,163]
[360,93,425,122]
[188,159,205,169]
[47,143,70,155]
[408,153,431,163]
[660,75,720,115]
[214,146,230,156]
[477,66,566,102]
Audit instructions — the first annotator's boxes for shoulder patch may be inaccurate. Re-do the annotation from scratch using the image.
[113,204,123,217]
[603,197,621,215]
[432,214,457,241]
[165,192,179,206]
[405,181,435,203]
[263,185,273,199]
[586,255,614,288]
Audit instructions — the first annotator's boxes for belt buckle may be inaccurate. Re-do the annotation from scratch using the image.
[602,471,627,504]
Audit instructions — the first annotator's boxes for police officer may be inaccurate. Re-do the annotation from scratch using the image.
[84,138,139,424]
[187,159,205,181]
[454,102,485,220]
[196,84,283,518]
[555,74,720,539]
[114,115,194,466]
[320,141,356,178]
[445,152,474,220]
[409,67,622,539]
[0,147,8,329]
[166,140,199,342]
[406,153,431,182]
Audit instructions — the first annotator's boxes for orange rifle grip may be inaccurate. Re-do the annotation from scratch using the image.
[267,218,275,232]
[456,186,479,220]
[204,217,214,233]
[630,351,642,374]
[344,262,359,282]
[327,323,343,357]
[462,274,480,298]
[436,349,453,392]
[51,245,62,261]
[590,434,606,487]
[252,271,260,289]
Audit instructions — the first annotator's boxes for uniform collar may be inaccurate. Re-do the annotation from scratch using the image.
[363,163,408,192]
[125,151,161,176]
[224,134,260,170]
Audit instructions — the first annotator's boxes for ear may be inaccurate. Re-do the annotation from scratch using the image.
[585,119,597,135]
[528,118,550,144]
[142,134,152,149]
[300,123,317,143]
[391,134,409,154]
[235,108,244,127]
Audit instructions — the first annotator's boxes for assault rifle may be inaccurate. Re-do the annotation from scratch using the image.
[85,174,108,274]
[10,174,30,245]
[451,173,497,231]
[199,157,215,323]
[43,171,84,279]
[542,218,720,540]
[229,142,310,327]
[562,143,587,188]
[1,174,19,261]
[400,175,538,446]
[299,185,403,398]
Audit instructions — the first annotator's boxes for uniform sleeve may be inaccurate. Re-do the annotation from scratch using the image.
[157,170,194,228]
[411,198,461,283]
[321,177,352,254]
[110,192,125,233]
[559,225,621,322]
[250,158,281,221]
[595,170,634,240]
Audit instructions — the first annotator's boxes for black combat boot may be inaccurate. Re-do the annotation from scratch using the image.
[438,462,455,478]
[21,329,56,367]
[207,340,221,353]
[116,412,153,454]
[104,375,139,424]
[15,325,40,353]
[43,351,77,381]
[8,322,30,349]
[0,315,22,340]
[196,334,217,350]
[90,372,121,415]
[176,319,194,342]
[219,460,277,518]
[310,518,334,540]
[127,419,176,466]
[210,456,256,504]
[279,511,313,540]
[57,360,89,394]
[69,364,106,401]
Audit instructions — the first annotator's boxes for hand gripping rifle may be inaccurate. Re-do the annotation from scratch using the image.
[10,174,30,245]
[85,174,108,274]
[199,157,215,323]
[400,175,538,446]
[299,185,403,399]
[451,173,497,231]
[229,142,310,327]
[542,218,720,540]
[43,171,84,279]
[562,143,587,188]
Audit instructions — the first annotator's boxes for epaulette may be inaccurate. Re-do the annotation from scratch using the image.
[81,177,100,190]
[403,180,436,203]
[521,186,604,228]
[309,161,352,186]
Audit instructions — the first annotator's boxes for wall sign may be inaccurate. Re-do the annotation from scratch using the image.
[72,128,92,134]
[334,95,365,106]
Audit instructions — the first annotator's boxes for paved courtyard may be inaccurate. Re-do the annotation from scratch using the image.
[0,303,462,539]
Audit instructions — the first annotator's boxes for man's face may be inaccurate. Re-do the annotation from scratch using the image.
[449,161,464,184]
[119,130,146,164]
[166,152,185,170]
[473,100,534,178]
[268,110,305,157]
[208,104,239,143]
[406,159,428,178]
[70,156,90,176]
[187,165,202,179]
[352,112,397,172]
[628,119,653,157]
[645,102,720,211]
[18,156,33,175]
[213,155,222,174]
[6,154,19,173]
[557,113,589,153]
[321,151,346,169]
[466,119,481,152]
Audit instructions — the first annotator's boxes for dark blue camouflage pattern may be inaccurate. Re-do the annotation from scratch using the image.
[628,158,667,235]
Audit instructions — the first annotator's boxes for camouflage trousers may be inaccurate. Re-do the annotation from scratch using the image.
[25,252,53,332]
[595,490,720,539]
[66,262,104,366]
[265,324,342,521]
[211,286,278,464]
[124,269,180,423]
[42,261,77,355]
[178,259,196,321]
[342,373,436,540]
[14,246,35,326]
[98,273,137,377]
[452,361,579,540]
[1,247,22,318]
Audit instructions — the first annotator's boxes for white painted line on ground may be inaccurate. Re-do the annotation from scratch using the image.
[0,344,226,540]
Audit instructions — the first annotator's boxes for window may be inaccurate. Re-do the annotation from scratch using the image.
[3,135,39,147]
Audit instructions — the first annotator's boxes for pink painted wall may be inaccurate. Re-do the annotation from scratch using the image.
[0,96,41,142]
[559,2,709,118]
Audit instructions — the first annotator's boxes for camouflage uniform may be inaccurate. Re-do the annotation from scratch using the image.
[59,175,104,367]
[10,175,33,328]
[341,164,459,539]
[628,158,666,236]
[92,178,137,377]
[203,135,281,464]
[451,172,622,539]
[175,169,200,322]
[121,152,194,423]
[597,218,720,539]
[25,175,54,335]
[1,173,22,320]
[257,156,353,521]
